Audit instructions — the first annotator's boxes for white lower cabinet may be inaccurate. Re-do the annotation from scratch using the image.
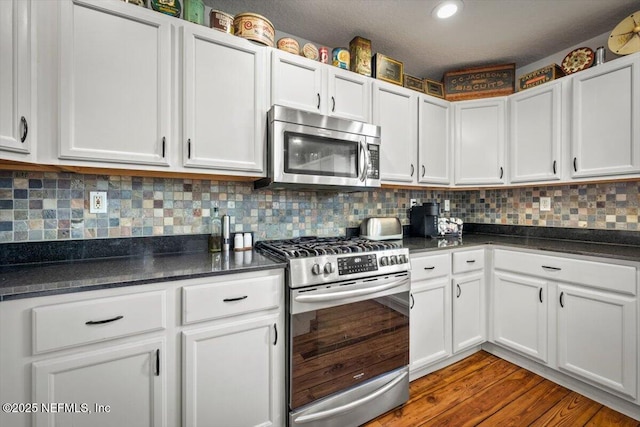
[183,314,282,427]
[557,283,637,399]
[32,339,165,427]
[452,272,486,352]
[409,253,452,376]
[0,268,285,427]
[492,271,548,363]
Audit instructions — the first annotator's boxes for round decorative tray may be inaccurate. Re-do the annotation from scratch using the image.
[561,47,595,74]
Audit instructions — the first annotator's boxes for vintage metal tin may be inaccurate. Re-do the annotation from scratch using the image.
[424,79,445,98]
[403,74,424,92]
[349,36,372,76]
[302,43,319,60]
[444,63,515,100]
[233,12,275,47]
[183,0,204,25]
[319,47,330,64]
[210,10,234,34]
[332,47,350,70]
[517,64,565,91]
[277,37,300,55]
[150,0,181,17]
[595,46,606,66]
[121,0,146,6]
[372,53,403,86]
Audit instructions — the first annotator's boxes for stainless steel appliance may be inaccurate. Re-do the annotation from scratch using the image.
[255,105,381,191]
[410,202,440,238]
[359,217,403,240]
[256,237,410,427]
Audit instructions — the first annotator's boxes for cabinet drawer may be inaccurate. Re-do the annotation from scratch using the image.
[494,249,636,295]
[32,291,166,354]
[411,253,451,281]
[452,249,485,274]
[183,273,282,325]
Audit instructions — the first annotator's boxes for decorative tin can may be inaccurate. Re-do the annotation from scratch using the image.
[444,63,515,100]
[517,64,564,91]
[349,36,372,76]
[372,53,403,86]
[210,10,234,34]
[183,0,204,25]
[302,43,319,60]
[150,0,181,17]
[121,0,146,6]
[277,37,300,55]
[233,12,275,47]
[319,47,330,64]
[332,47,350,70]
[403,74,424,92]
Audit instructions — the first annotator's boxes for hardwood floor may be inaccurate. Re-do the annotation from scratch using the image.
[363,351,640,427]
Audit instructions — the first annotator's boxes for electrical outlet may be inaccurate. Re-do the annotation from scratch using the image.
[410,199,417,207]
[90,191,107,214]
[540,197,551,212]
[444,200,450,212]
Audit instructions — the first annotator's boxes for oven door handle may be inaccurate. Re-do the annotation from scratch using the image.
[294,277,409,303]
[293,369,408,424]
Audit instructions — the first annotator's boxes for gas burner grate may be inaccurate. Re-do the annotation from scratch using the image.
[255,236,402,259]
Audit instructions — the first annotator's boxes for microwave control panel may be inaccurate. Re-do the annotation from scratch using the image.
[367,145,379,179]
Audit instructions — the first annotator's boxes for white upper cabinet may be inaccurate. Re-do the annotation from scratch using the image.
[454,97,507,185]
[0,0,34,159]
[271,50,371,122]
[509,81,563,183]
[58,0,172,166]
[373,81,418,184]
[182,24,267,174]
[418,95,451,185]
[571,53,640,178]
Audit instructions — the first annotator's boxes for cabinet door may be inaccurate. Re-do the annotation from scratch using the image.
[493,271,548,363]
[509,82,562,183]
[271,50,324,114]
[183,314,283,427]
[58,0,171,166]
[0,0,33,157]
[33,339,165,427]
[454,98,506,185]
[327,67,371,122]
[182,26,266,173]
[571,54,640,178]
[373,82,418,184]
[452,272,485,352]
[410,277,452,371]
[418,95,451,185]
[557,283,637,399]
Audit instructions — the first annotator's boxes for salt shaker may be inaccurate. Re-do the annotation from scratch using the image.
[243,232,252,249]
[234,233,243,251]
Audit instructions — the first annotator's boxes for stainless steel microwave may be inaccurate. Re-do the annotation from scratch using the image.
[254,105,381,191]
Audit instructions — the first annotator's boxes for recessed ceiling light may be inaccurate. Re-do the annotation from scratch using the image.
[432,0,463,19]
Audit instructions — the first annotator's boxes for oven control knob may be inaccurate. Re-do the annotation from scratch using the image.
[399,254,408,264]
[311,263,322,275]
[380,256,389,266]
[390,255,398,265]
[324,263,335,274]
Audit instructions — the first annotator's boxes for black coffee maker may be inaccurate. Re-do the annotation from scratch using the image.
[410,202,440,238]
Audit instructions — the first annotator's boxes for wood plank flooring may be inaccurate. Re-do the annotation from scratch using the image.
[363,351,640,427]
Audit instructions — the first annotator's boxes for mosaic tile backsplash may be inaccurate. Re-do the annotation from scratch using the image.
[0,170,638,243]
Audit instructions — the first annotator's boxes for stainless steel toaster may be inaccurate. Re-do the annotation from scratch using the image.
[360,217,403,240]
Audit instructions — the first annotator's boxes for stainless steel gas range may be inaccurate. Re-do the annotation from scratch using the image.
[256,237,411,427]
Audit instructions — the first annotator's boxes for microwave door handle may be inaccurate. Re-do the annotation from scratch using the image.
[294,277,409,303]
[358,140,368,182]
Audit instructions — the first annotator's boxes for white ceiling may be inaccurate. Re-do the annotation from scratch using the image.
[203,0,639,80]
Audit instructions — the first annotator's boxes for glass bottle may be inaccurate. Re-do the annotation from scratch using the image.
[209,204,222,253]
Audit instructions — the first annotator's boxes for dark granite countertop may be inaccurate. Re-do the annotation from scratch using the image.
[404,234,640,262]
[0,250,285,302]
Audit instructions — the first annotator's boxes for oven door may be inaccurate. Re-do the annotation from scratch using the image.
[289,273,410,423]
[271,121,379,189]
